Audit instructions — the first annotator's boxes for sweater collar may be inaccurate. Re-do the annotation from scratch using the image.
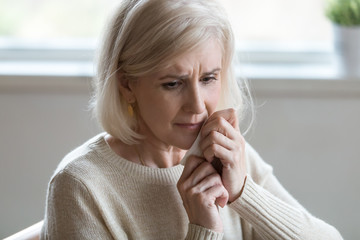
[93,133,184,185]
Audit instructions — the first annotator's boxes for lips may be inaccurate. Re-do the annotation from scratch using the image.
[175,122,204,130]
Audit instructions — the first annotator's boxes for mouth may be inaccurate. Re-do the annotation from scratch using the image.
[174,122,204,131]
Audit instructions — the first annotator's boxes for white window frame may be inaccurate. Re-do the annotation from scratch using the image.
[0,37,338,80]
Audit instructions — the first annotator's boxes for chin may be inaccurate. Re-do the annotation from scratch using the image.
[173,135,198,150]
[177,143,193,150]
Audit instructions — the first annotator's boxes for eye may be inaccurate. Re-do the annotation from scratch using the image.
[162,80,182,90]
[201,75,217,84]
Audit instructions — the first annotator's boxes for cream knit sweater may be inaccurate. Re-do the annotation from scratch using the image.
[41,133,342,239]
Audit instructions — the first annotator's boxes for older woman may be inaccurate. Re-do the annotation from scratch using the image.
[41,0,343,239]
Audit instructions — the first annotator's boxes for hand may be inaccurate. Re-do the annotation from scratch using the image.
[177,156,229,233]
[200,108,247,202]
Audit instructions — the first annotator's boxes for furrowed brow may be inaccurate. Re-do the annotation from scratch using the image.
[159,74,189,80]
[159,68,221,80]
[202,68,221,76]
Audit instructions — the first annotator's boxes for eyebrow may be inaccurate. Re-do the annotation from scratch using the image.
[159,67,221,80]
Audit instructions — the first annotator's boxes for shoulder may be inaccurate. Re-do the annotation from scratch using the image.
[50,133,109,183]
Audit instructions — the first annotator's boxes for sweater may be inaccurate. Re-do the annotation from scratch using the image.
[41,133,343,239]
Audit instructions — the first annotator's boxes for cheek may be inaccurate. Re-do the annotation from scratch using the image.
[137,94,174,125]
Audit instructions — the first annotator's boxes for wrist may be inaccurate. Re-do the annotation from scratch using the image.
[228,175,247,203]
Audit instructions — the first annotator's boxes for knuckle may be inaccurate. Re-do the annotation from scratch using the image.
[210,143,218,152]
[214,116,223,125]
[209,172,221,183]
[228,108,236,115]
[219,117,227,126]
[210,131,218,140]
[188,188,199,198]
[213,173,222,183]
[203,150,211,161]
[196,192,207,202]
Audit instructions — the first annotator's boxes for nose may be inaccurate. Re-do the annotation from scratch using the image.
[183,82,206,114]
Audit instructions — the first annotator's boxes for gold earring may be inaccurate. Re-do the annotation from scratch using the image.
[128,104,134,117]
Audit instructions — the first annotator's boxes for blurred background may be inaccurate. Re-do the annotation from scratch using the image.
[1,0,359,239]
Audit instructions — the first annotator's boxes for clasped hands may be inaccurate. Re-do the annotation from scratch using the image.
[177,109,247,233]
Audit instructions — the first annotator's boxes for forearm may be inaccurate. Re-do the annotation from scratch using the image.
[229,176,343,240]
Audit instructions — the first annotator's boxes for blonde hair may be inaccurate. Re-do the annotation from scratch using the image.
[91,0,252,144]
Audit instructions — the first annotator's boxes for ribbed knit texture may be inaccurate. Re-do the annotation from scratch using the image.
[185,224,224,240]
[229,176,302,240]
[41,133,343,240]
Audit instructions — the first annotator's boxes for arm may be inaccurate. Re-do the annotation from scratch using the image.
[41,170,113,240]
[229,144,343,240]
[179,108,342,240]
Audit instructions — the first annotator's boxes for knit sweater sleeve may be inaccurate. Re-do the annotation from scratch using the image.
[185,224,224,240]
[228,144,343,240]
[40,170,113,240]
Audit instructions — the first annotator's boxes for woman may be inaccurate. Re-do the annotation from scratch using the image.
[41,0,343,239]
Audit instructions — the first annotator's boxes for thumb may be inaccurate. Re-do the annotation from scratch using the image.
[215,186,229,208]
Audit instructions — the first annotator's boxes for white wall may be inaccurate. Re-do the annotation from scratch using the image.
[247,79,360,240]
[0,76,359,239]
[0,76,101,238]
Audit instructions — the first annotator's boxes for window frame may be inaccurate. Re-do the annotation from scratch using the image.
[0,37,337,79]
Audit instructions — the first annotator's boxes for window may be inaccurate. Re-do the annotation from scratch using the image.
[0,0,335,79]
[223,0,331,43]
[1,0,331,43]
[0,0,117,40]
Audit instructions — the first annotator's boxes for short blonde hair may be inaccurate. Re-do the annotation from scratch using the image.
[92,0,252,144]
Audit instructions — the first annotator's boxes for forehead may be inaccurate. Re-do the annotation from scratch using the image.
[163,40,223,73]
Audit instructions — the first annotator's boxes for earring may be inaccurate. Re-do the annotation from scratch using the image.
[127,104,134,117]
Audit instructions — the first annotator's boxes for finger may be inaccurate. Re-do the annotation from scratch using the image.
[201,128,246,155]
[191,172,222,193]
[204,184,229,208]
[187,161,217,187]
[201,116,238,141]
[179,155,204,183]
[200,130,235,154]
[202,143,233,167]
[205,108,239,130]
[189,172,228,208]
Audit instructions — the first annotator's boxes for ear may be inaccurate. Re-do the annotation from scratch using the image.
[117,72,136,103]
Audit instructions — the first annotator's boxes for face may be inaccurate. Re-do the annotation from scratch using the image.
[128,40,223,149]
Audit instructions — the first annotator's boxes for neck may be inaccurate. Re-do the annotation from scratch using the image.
[105,134,186,168]
[137,139,185,168]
